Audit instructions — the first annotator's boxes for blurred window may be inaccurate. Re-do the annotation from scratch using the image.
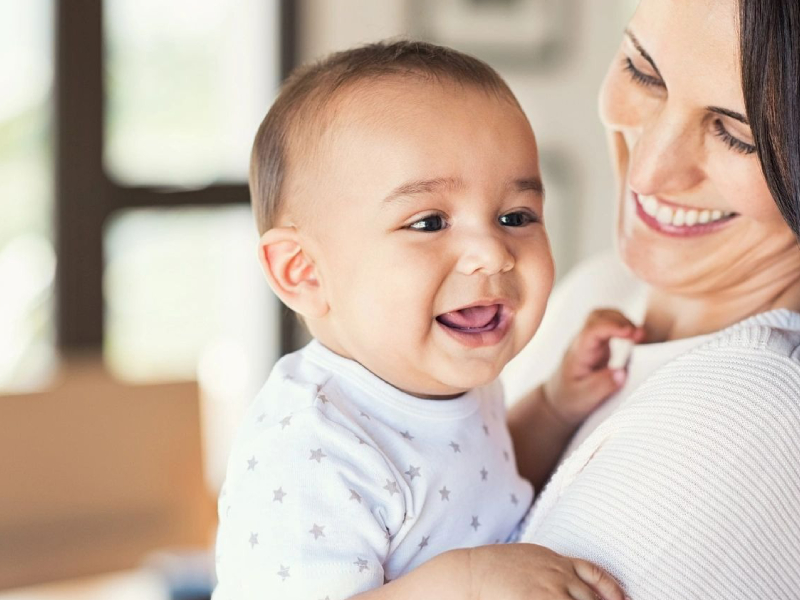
[104,0,278,186]
[100,0,281,389]
[104,206,275,386]
[0,0,57,392]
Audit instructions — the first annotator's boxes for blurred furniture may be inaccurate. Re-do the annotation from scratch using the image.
[0,357,215,590]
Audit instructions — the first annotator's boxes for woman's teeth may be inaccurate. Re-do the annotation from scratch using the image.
[640,194,734,227]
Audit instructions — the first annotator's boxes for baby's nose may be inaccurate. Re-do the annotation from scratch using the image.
[455,232,514,276]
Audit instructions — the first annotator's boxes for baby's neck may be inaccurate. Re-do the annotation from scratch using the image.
[312,337,469,401]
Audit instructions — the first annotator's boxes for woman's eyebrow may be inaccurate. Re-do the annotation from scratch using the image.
[709,106,749,125]
[625,28,663,80]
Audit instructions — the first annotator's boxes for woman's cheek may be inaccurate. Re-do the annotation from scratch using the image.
[599,58,635,130]
[711,155,781,222]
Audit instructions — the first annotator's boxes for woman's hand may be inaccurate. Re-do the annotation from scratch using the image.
[543,309,645,427]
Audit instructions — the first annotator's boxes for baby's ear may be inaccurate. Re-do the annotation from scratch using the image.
[257,227,328,319]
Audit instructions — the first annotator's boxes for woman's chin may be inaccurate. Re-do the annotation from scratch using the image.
[617,229,701,291]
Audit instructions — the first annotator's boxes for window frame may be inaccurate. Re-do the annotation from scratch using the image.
[54,0,299,358]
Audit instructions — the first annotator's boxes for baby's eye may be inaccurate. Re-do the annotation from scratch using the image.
[408,214,447,232]
[499,211,538,227]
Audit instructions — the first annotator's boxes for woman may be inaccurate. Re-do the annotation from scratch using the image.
[502,0,800,597]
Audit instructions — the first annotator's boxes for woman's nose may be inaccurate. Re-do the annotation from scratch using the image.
[455,229,515,276]
[627,105,705,196]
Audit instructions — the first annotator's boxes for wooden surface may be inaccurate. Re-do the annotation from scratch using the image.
[0,356,216,590]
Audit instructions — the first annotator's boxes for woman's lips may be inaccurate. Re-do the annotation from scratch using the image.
[632,191,738,237]
[435,303,512,348]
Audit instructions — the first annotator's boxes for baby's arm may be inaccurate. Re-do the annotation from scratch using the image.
[508,309,645,490]
[353,543,625,600]
[214,407,402,600]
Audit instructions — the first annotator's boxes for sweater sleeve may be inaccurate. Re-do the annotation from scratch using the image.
[525,331,800,599]
[213,407,406,600]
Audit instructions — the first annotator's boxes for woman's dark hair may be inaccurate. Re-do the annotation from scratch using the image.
[739,0,800,239]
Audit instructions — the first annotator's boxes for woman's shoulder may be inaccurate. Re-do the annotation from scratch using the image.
[662,308,800,400]
[699,308,800,360]
[618,309,800,445]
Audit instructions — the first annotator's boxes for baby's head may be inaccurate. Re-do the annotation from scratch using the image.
[253,40,554,399]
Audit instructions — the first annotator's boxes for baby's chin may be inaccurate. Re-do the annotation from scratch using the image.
[413,361,504,398]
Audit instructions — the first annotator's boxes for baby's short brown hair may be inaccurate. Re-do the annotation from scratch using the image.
[249,39,520,234]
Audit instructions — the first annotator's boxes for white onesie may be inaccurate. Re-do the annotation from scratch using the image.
[212,340,532,600]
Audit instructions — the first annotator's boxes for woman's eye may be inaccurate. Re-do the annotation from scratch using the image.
[622,57,665,89]
[712,119,757,155]
[408,214,447,232]
[499,211,538,227]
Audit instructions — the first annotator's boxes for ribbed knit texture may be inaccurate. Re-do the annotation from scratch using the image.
[521,310,800,599]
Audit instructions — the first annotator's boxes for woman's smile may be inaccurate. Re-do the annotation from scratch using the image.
[631,190,739,237]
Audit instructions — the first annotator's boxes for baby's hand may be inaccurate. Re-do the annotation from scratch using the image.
[543,309,645,427]
[469,543,625,600]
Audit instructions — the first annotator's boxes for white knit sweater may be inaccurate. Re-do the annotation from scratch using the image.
[520,308,800,599]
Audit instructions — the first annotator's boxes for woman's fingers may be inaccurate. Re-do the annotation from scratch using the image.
[572,559,626,600]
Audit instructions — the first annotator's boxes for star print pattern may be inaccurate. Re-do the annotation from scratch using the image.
[309,524,326,540]
[405,465,421,481]
[384,479,400,496]
[354,557,369,573]
[213,344,533,600]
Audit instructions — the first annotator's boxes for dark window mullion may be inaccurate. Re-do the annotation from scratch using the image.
[55,0,107,351]
[109,184,250,211]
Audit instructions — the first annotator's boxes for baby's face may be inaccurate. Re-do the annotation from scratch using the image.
[295,80,554,398]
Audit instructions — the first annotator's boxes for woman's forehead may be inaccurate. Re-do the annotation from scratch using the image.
[630,0,745,108]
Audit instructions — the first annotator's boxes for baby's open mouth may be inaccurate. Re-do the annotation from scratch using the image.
[436,304,502,333]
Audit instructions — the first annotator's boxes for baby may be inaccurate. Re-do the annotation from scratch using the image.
[213,40,640,600]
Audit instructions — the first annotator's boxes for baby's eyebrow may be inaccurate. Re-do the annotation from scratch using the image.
[514,177,545,197]
[382,177,464,204]
[382,176,544,205]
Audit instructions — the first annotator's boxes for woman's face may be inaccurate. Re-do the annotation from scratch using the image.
[600,0,799,297]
